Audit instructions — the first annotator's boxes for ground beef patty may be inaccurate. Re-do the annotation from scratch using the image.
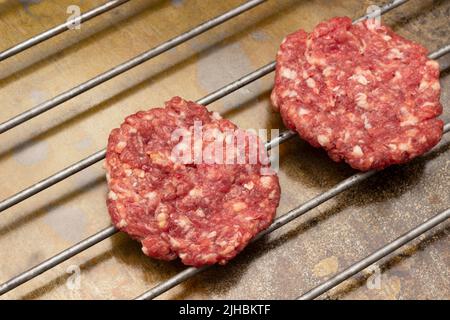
[105,97,280,267]
[271,17,443,171]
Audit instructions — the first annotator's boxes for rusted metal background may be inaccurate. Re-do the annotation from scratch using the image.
[0,0,448,299]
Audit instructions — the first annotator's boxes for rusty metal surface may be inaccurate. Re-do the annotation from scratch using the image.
[0,0,448,300]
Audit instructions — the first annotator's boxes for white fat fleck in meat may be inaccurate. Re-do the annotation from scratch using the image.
[195,208,206,217]
[398,143,411,151]
[344,131,351,142]
[176,216,192,231]
[188,187,203,197]
[306,53,326,66]
[359,39,367,54]
[281,67,298,80]
[260,176,273,188]
[350,74,369,85]
[297,107,310,116]
[200,253,218,262]
[269,190,277,200]
[220,245,237,255]
[156,214,168,229]
[419,79,430,91]
[124,169,132,176]
[317,134,330,146]
[400,115,419,127]
[431,81,440,91]
[388,144,397,150]
[306,78,316,88]
[115,141,127,153]
[282,90,298,98]
[143,114,154,121]
[362,114,372,129]
[420,79,440,91]
[134,169,145,178]
[117,219,127,228]
[207,231,217,238]
[383,35,392,41]
[332,86,344,96]
[387,48,404,59]
[217,240,228,247]
[355,93,369,109]
[144,191,157,200]
[168,236,181,249]
[232,202,247,212]
[149,152,169,166]
[243,181,254,190]
[179,253,187,260]
[322,66,335,77]
[108,191,118,201]
[212,112,222,120]
[426,60,439,70]
[393,70,402,80]
[155,204,169,229]
[352,145,364,157]
[421,102,435,108]
[142,246,149,255]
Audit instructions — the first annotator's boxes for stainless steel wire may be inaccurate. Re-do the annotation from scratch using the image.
[0,0,267,134]
[0,0,422,296]
[2,0,446,300]
[0,226,117,296]
[0,0,130,61]
[0,62,279,295]
[0,0,416,213]
[135,123,450,301]
[0,61,276,213]
[298,207,450,300]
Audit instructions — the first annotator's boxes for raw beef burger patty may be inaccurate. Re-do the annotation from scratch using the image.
[271,17,443,171]
[105,97,280,267]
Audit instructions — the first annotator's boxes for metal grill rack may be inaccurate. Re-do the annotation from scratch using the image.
[0,0,449,300]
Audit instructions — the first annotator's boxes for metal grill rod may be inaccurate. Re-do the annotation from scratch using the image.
[0,62,276,213]
[429,43,450,60]
[0,0,415,213]
[135,123,450,300]
[1,82,447,300]
[0,0,130,61]
[353,0,409,24]
[0,61,279,295]
[0,0,432,295]
[0,226,117,296]
[298,207,450,300]
[4,33,440,295]
[0,0,267,134]
[0,1,437,296]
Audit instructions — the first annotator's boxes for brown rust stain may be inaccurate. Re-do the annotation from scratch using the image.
[0,0,448,300]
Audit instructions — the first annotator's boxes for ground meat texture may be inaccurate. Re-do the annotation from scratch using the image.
[271,17,443,171]
[105,97,280,267]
